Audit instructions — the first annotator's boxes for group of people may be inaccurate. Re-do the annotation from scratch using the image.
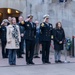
[0,14,65,65]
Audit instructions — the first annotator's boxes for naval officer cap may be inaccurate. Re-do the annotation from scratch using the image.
[27,14,33,18]
[43,14,49,19]
[3,19,9,23]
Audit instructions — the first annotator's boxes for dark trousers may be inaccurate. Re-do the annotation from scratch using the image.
[20,37,24,53]
[1,40,8,58]
[42,41,50,62]
[17,37,24,57]
[34,42,40,56]
[8,49,16,65]
[25,40,35,63]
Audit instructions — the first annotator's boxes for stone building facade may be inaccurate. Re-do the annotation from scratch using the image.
[0,0,75,38]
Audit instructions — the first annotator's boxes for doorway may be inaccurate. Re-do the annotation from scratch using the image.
[0,8,22,24]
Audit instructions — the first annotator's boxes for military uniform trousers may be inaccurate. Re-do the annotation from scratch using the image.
[1,40,8,58]
[25,40,35,63]
[41,41,51,63]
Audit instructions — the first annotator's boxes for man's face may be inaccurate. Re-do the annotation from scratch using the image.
[4,22,8,26]
[12,18,16,25]
[35,21,39,26]
[8,17,12,21]
[19,16,24,22]
[45,18,49,23]
[29,18,33,22]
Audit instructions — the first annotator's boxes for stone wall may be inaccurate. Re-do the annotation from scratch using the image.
[48,2,75,38]
[27,0,75,38]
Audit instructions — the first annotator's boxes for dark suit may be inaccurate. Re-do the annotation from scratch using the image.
[24,21,36,63]
[40,22,53,63]
[17,22,25,57]
[0,25,8,58]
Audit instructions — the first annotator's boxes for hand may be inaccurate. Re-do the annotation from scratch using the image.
[1,22,4,25]
[43,18,46,22]
[8,41,11,43]
[59,41,62,44]
[25,18,30,22]
[34,36,36,38]
[21,34,24,37]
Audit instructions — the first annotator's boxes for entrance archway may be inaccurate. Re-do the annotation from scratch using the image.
[0,8,22,23]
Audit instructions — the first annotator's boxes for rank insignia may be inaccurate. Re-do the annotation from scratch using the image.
[51,35,53,39]
[41,23,44,27]
[21,21,25,25]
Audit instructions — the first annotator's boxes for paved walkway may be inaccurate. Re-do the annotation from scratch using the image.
[0,45,75,75]
[0,45,75,66]
[0,63,75,75]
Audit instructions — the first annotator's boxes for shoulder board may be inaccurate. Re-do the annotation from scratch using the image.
[41,23,44,27]
[21,21,25,25]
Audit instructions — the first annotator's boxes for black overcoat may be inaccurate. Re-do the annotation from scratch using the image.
[53,28,65,51]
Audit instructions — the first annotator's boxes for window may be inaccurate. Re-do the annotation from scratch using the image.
[59,0,67,2]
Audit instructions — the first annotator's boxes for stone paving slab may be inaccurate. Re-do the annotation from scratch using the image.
[0,54,75,66]
[0,53,75,66]
[0,63,75,75]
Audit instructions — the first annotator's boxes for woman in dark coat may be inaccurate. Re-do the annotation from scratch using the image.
[53,22,65,63]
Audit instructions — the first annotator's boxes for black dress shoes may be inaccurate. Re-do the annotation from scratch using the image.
[30,62,35,65]
[58,60,64,63]
[26,62,35,65]
[34,56,40,58]
[17,56,23,58]
[55,61,59,63]
[46,61,51,64]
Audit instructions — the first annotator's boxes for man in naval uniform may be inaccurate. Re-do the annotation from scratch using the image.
[40,14,53,64]
[24,15,36,65]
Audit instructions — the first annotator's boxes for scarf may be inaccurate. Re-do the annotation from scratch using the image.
[12,25,19,47]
